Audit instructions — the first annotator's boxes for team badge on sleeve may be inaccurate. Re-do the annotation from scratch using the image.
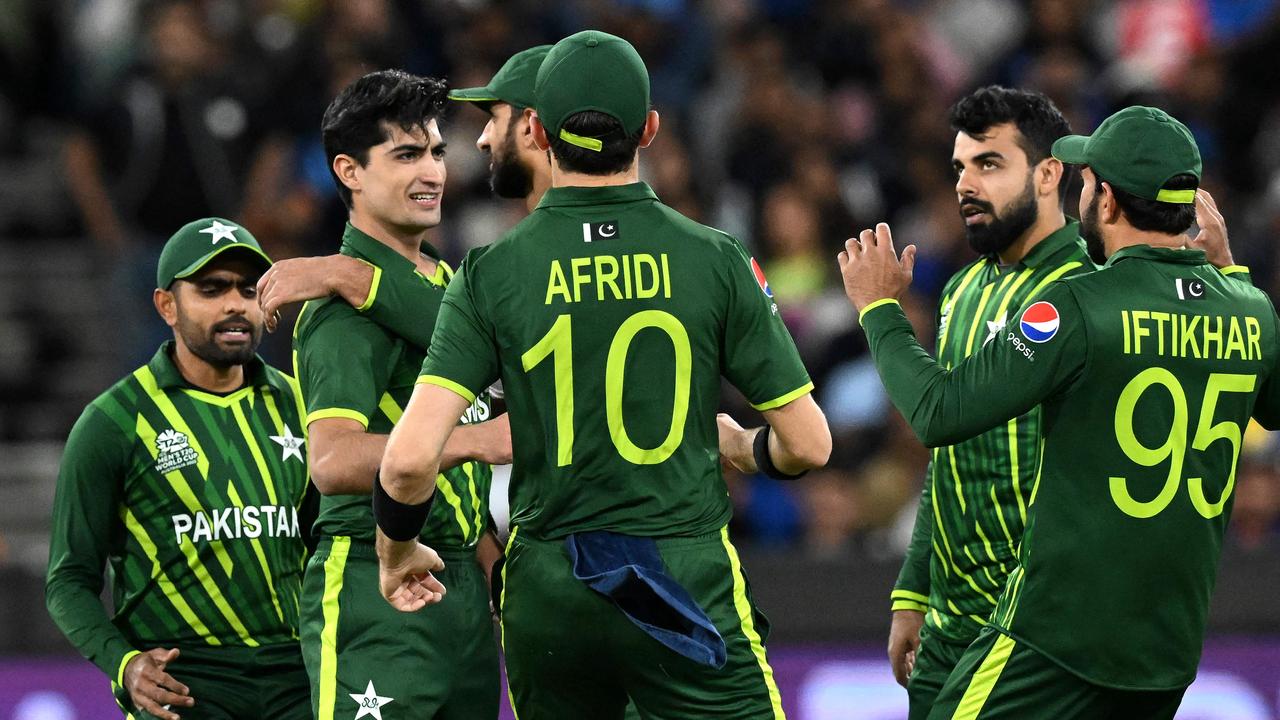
[750,257,773,297]
[1019,301,1060,343]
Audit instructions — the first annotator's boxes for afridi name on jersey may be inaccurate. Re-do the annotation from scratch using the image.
[418,182,813,541]
[293,223,492,548]
[865,244,1280,690]
[891,221,1093,645]
[46,343,310,684]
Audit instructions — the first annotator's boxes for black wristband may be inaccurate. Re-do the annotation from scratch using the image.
[372,471,435,541]
[752,424,809,481]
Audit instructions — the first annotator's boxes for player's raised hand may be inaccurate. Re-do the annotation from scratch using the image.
[123,647,194,720]
[256,255,372,331]
[378,539,448,612]
[837,223,917,313]
[1189,189,1234,269]
[887,609,924,688]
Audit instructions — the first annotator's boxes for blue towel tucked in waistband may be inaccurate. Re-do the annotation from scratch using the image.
[566,531,727,669]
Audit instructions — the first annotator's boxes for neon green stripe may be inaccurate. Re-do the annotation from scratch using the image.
[947,446,966,514]
[317,537,350,720]
[963,283,997,356]
[892,599,929,612]
[416,375,478,404]
[973,519,999,565]
[891,589,929,604]
[750,381,815,411]
[1155,188,1195,204]
[1024,262,1082,304]
[378,393,404,424]
[930,607,944,627]
[464,463,484,541]
[931,471,998,607]
[720,526,785,719]
[134,367,211,477]
[993,269,1033,320]
[1008,418,1026,526]
[937,263,986,357]
[122,509,219,643]
[305,408,369,429]
[117,650,141,686]
[961,547,1000,604]
[559,128,603,151]
[1220,265,1249,276]
[1029,437,1046,507]
[858,297,900,321]
[179,386,254,408]
[989,484,1017,561]
[931,539,950,577]
[434,474,473,541]
[355,260,382,312]
[952,633,1017,720]
[231,400,278,506]
[226,484,286,625]
[500,528,521,720]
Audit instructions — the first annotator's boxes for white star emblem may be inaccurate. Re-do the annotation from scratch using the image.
[269,426,305,462]
[983,312,1007,347]
[198,219,240,244]
[350,681,393,720]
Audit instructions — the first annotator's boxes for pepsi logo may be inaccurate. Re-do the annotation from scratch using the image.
[1019,301,1060,343]
[750,257,774,298]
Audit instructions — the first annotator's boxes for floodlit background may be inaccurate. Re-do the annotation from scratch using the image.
[1,1,1279,718]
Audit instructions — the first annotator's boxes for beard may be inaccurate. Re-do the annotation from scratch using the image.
[962,177,1039,257]
[1081,194,1107,265]
[490,121,533,199]
[177,314,261,368]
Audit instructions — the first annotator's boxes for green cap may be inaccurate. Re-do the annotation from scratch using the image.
[535,30,650,152]
[156,217,273,289]
[1052,106,1201,204]
[449,45,553,110]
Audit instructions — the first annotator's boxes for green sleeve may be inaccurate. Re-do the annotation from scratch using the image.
[45,405,139,683]
[860,283,1087,448]
[357,262,442,352]
[296,305,397,428]
[1218,265,1253,286]
[1251,305,1280,430]
[891,466,933,612]
[418,251,501,403]
[720,240,813,409]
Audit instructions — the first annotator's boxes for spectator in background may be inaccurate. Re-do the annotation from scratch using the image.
[63,0,286,370]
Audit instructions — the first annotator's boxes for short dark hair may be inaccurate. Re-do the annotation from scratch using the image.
[547,111,643,176]
[321,70,449,208]
[1096,172,1198,235]
[950,85,1073,193]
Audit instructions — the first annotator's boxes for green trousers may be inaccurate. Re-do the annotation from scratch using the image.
[300,537,499,720]
[907,627,971,720]
[927,627,1187,720]
[116,643,309,720]
[500,526,786,720]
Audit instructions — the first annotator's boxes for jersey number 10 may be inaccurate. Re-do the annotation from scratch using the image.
[521,311,692,467]
[1111,370,1256,519]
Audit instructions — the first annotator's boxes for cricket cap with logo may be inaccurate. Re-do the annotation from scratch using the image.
[1051,106,1201,204]
[156,217,273,289]
[534,30,650,152]
[449,45,553,111]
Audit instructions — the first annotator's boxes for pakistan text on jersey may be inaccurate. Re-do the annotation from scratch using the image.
[1121,310,1263,360]
[545,253,672,305]
[172,505,301,544]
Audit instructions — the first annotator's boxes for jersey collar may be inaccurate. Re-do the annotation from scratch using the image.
[535,181,659,210]
[340,222,443,273]
[147,341,271,392]
[1104,244,1208,268]
[1012,219,1087,269]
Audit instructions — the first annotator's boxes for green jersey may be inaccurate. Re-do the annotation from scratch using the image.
[293,224,492,549]
[891,222,1093,644]
[419,182,812,540]
[46,343,310,685]
[863,245,1280,690]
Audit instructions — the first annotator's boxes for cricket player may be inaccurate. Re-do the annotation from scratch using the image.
[46,218,311,720]
[840,106,1280,719]
[887,88,1094,715]
[374,31,831,720]
[292,70,510,720]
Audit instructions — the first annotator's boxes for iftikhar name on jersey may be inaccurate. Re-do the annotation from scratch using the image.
[172,505,301,544]
[545,253,672,305]
[1121,310,1263,360]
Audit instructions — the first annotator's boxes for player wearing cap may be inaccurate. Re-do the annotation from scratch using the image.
[292,71,510,720]
[375,31,831,719]
[46,218,311,720]
[885,88,1095,715]
[840,106,1280,719]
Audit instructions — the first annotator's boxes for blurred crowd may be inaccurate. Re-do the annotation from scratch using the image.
[2,0,1280,558]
